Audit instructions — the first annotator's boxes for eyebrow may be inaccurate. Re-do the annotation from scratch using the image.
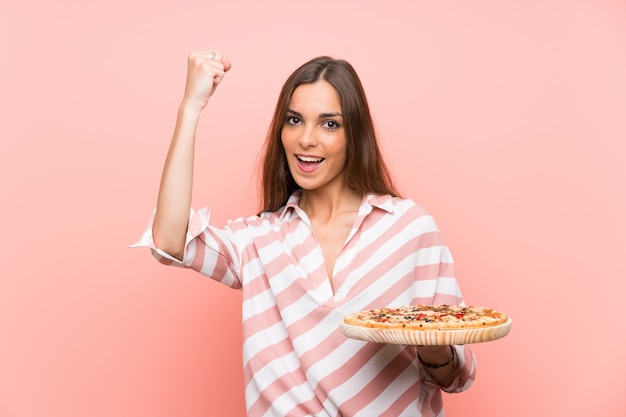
[287,109,344,119]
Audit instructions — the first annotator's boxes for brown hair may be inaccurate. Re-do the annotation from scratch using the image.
[260,56,401,213]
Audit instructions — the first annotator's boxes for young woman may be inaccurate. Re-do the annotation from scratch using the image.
[134,51,476,416]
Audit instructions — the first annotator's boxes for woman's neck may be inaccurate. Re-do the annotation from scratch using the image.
[299,187,363,222]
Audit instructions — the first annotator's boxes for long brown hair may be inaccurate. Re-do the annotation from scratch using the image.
[260,56,401,213]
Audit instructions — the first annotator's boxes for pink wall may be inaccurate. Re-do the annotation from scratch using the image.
[2,1,625,416]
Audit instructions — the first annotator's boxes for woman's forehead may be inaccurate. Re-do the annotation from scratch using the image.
[289,80,342,115]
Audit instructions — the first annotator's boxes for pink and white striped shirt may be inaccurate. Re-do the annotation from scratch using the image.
[134,192,476,417]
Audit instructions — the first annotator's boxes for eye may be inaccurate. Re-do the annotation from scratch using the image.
[322,120,341,131]
[286,116,302,126]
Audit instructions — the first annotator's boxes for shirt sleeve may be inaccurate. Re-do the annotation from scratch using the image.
[406,207,477,393]
[432,248,477,393]
[130,207,242,289]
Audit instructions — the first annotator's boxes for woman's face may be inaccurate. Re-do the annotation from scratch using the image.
[281,80,348,193]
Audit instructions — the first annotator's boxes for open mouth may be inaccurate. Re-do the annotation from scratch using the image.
[296,155,324,171]
[297,155,324,163]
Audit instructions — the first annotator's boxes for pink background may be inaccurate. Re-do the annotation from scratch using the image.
[1,1,625,416]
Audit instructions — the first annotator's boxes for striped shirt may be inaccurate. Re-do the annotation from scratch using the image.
[133,192,476,416]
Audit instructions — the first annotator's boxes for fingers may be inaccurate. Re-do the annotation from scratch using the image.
[209,51,232,72]
[416,344,451,355]
[189,50,230,70]
[182,50,231,108]
[221,57,232,72]
[189,50,230,82]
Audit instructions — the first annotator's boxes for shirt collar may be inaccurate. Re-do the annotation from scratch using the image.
[278,190,303,220]
[364,193,395,213]
[279,190,395,219]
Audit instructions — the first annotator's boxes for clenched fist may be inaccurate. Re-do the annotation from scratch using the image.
[183,50,232,110]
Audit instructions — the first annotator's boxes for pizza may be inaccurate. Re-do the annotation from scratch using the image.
[343,305,508,331]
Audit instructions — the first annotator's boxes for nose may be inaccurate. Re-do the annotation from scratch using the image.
[298,125,317,148]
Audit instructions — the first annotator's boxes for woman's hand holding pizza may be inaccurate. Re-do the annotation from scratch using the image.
[416,345,453,363]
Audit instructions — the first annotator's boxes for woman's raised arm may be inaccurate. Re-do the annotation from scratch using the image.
[152,51,231,260]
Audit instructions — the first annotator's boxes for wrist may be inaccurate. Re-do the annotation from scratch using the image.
[179,97,206,116]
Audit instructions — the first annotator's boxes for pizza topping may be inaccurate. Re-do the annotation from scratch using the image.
[343,304,508,331]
